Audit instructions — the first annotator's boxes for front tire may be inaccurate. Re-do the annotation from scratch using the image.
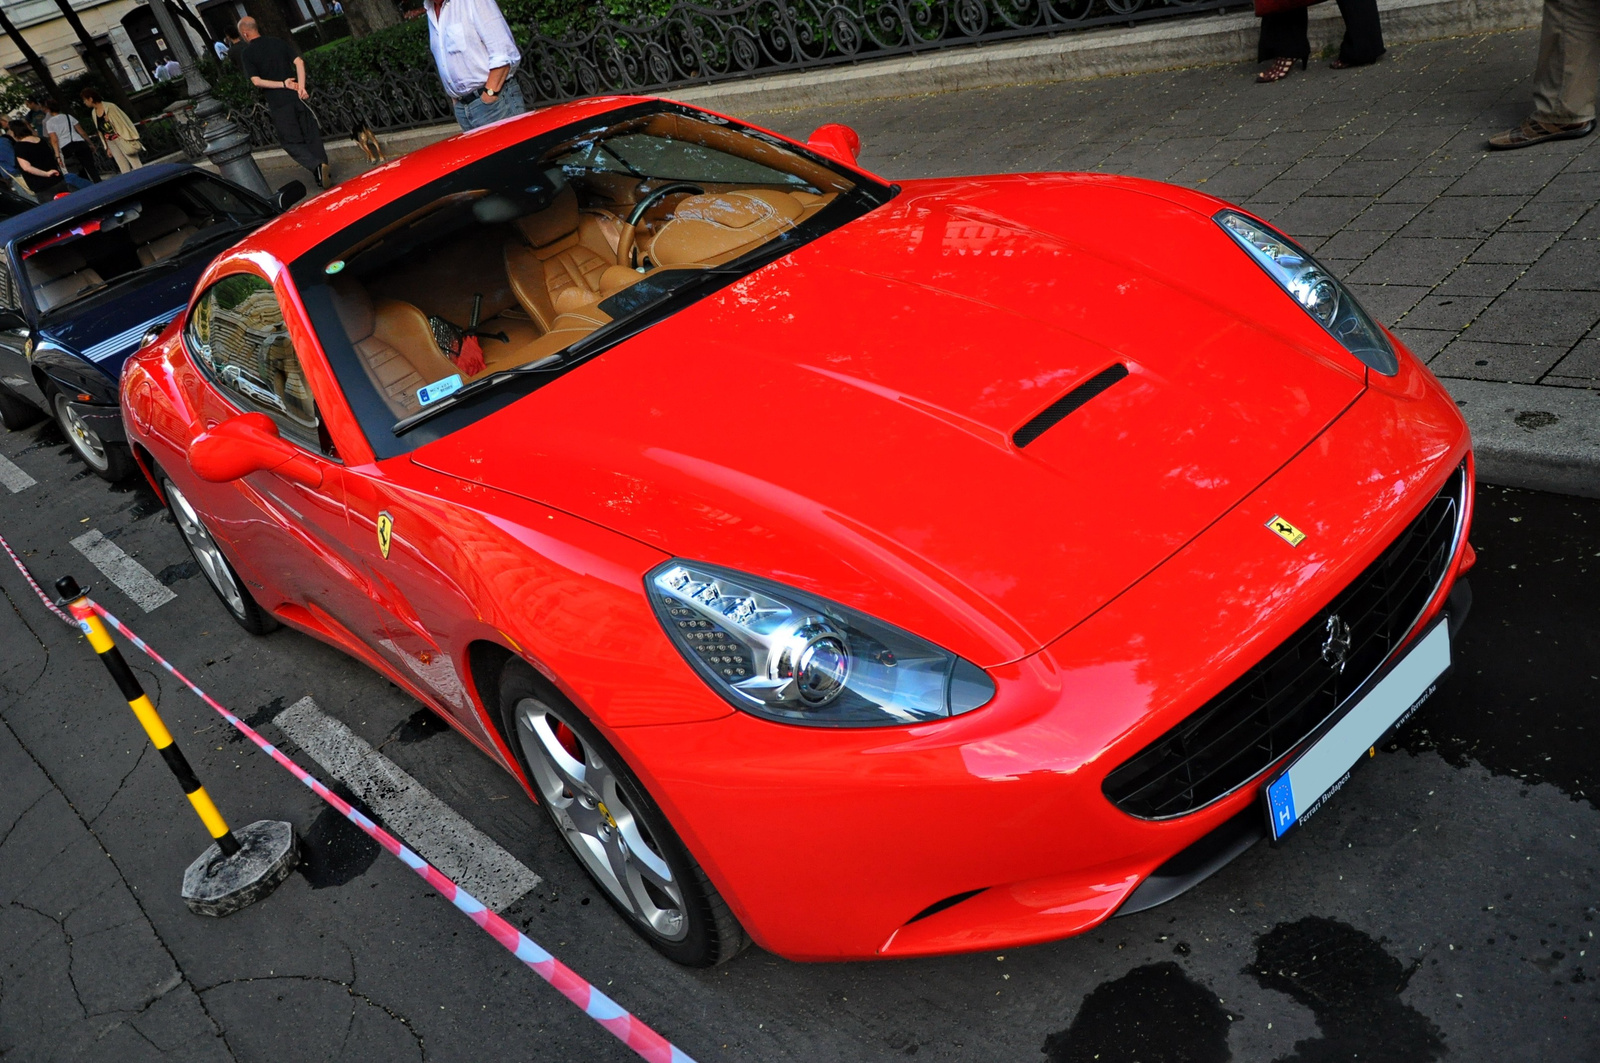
[499,661,748,966]
[51,391,133,481]
[163,478,278,635]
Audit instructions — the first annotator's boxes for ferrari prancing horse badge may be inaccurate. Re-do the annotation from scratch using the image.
[376,511,394,559]
[1265,515,1307,547]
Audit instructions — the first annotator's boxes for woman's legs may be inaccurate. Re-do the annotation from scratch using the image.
[1259,8,1311,62]
[108,141,141,171]
[1334,0,1386,65]
[62,141,98,182]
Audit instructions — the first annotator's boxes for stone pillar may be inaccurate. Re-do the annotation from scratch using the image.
[146,0,272,198]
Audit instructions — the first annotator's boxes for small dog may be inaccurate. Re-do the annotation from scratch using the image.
[353,124,386,164]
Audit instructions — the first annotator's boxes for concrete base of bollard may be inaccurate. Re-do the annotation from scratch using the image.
[182,819,299,917]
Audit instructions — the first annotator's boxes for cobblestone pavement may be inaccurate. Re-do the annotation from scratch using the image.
[746,27,1600,393]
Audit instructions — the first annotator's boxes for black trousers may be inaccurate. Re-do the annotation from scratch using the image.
[61,141,99,183]
[267,96,327,175]
[1258,0,1385,65]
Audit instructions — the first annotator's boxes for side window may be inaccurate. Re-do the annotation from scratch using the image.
[188,273,325,452]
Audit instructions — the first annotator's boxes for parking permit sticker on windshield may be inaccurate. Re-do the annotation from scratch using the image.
[418,374,462,407]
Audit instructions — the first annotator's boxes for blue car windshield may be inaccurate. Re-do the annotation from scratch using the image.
[19,175,269,317]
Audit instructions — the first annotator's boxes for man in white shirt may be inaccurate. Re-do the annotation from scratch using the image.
[425,0,526,131]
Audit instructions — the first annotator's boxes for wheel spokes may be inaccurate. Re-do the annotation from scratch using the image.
[515,698,688,942]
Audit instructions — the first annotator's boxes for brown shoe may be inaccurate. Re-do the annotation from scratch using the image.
[1488,116,1596,150]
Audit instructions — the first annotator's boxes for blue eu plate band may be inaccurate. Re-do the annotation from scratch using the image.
[1262,615,1452,843]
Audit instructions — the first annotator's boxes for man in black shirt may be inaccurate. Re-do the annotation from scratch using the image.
[236,16,331,188]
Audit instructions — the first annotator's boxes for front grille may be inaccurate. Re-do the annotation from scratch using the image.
[1103,464,1465,820]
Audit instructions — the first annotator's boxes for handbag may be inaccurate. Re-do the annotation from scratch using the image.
[1254,0,1326,16]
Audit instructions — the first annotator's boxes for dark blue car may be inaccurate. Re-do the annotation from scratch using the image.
[0,163,301,480]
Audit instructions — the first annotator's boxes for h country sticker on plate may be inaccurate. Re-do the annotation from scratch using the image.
[1263,618,1451,841]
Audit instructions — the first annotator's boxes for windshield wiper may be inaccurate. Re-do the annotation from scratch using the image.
[176,219,260,254]
[390,352,564,435]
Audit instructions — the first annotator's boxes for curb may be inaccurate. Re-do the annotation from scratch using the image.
[1446,380,1600,500]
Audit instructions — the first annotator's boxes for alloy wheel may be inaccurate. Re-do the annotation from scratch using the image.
[514,696,689,942]
[53,393,109,472]
[165,481,248,618]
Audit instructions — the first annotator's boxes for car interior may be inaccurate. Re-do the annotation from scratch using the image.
[18,176,270,315]
[318,111,856,421]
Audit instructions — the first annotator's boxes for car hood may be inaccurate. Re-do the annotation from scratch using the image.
[412,175,1367,666]
[40,257,207,377]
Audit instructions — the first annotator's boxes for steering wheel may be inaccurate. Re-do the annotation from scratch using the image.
[618,182,705,267]
[626,182,705,225]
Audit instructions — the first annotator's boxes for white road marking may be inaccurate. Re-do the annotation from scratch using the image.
[69,529,175,612]
[0,453,35,493]
[274,696,541,912]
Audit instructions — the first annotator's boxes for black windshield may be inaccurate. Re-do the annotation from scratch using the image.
[20,175,270,318]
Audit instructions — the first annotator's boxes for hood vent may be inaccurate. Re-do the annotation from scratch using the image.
[1013,363,1129,448]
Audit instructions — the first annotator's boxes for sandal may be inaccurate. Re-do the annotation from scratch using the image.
[1257,57,1305,83]
[1488,116,1596,150]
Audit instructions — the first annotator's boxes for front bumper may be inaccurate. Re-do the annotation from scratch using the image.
[616,366,1473,961]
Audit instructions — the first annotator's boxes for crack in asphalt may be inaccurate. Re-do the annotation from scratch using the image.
[195,968,427,1062]
[88,744,150,827]
[8,900,90,1022]
[0,712,238,1061]
[0,582,52,705]
[0,789,49,854]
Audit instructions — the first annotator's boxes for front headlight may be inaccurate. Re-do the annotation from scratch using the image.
[648,561,995,727]
[1216,209,1398,376]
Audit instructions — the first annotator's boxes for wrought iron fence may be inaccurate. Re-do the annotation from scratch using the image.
[209,0,1228,149]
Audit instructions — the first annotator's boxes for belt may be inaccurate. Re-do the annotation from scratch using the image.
[452,86,488,104]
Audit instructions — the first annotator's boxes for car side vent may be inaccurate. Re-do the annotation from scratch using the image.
[1012,363,1130,448]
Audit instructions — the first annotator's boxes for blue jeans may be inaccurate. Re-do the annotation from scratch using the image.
[453,81,526,131]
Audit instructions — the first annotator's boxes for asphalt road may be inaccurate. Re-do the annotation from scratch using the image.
[1,394,1596,1063]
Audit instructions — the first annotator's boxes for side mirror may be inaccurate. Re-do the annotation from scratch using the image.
[188,412,322,488]
[805,123,862,167]
[0,307,26,331]
[273,180,307,213]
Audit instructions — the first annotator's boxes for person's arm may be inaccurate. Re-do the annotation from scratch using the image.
[473,0,519,102]
[46,129,62,168]
[16,154,59,178]
[291,56,308,99]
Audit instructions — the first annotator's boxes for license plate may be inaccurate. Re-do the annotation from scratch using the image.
[1263,618,1451,841]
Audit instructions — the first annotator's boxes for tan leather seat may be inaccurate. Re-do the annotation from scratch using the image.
[648,191,808,268]
[127,203,200,267]
[28,246,104,312]
[331,280,460,419]
[504,185,620,331]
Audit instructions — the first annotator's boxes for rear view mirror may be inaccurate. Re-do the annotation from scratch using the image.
[188,412,322,488]
[806,124,862,167]
[273,181,307,213]
[101,201,142,231]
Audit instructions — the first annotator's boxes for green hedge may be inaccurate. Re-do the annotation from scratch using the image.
[294,0,681,83]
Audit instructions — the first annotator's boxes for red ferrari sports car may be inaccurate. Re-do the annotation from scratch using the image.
[121,96,1474,964]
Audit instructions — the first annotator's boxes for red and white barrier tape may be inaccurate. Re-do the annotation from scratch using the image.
[0,531,696,1063]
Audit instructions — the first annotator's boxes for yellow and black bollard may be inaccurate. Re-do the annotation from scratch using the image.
[57,575,298,917]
